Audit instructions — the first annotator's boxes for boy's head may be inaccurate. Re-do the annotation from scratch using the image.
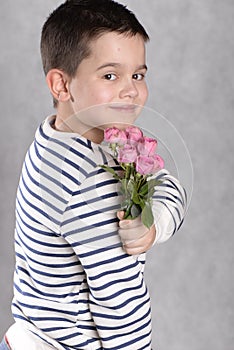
[40,0,149,107]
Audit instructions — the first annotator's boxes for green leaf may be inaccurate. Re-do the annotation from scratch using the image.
[139,182,148,196]
[127,179,135,193]
[141,202,154,229]
[120,179,131,198]
[140,179,162,199]
[132,187,142,204]
[121,199,131,211]
[138,198,146,210]
[147,178,162,190]
[99,165,119,179]
[130,204,141,218]
[132,194,141,205]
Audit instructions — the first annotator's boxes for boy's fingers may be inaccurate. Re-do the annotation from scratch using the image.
[123,246,143,256]
[119,220,151,241]
[119,215,142,229]
[117,213,144,229]
[122,228,156,255]
[119,225,147,240]
[117,211,125,220]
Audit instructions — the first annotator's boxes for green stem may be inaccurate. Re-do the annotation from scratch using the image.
[123,205,132,219]
[124,164,131,180]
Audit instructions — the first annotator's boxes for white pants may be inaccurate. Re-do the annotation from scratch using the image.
[6,324,56,350]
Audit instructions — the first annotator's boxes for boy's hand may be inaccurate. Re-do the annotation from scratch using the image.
[117,211,156,255]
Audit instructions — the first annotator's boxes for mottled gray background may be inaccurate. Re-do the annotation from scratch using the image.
[0,1,233,349]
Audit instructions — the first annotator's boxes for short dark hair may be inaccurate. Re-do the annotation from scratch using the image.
[40,0,149,78]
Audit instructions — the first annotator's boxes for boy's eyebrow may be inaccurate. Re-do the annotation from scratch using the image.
[96,63,148,71]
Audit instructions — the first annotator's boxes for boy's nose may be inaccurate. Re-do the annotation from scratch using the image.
[119,79,138,99]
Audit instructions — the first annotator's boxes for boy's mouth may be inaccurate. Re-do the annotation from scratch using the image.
[108,104,138,113]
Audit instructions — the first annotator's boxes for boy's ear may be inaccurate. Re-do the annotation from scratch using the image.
[46,69,71,102]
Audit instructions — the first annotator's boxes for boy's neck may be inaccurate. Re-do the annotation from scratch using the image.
[53,113,104,144]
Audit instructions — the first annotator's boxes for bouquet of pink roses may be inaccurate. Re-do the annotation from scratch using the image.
[101,126,164,229]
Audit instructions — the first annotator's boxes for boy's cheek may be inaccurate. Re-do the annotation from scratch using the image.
[141,84,149,103]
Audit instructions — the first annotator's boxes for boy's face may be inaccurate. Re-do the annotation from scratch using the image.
[64,32,148,141]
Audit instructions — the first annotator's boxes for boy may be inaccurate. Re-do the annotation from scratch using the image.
[1,1,186,349]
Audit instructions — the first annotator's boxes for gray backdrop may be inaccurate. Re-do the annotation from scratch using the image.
[0,1,233,349]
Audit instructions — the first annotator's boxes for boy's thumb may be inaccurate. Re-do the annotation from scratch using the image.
[117,211,125,220]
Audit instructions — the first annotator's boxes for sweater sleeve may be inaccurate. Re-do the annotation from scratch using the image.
[152,169,187,243]
[60,165,152,350]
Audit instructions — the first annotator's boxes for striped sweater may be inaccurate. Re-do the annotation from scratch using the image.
[12,115,186,350]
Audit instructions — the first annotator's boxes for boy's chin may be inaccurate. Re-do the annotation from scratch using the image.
[100,122,135,131]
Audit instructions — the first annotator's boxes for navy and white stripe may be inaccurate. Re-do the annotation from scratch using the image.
[152,170,187,243]
[12,115,186,350]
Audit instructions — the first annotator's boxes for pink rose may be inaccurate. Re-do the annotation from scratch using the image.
[152,154,164,172]
[125,126,143,145]
[136,156,156,175]
[104,127,127,145]
[118,144,138,163]
[137,137,157,156]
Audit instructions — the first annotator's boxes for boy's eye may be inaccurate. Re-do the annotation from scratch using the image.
[132,73,145,81]
[103,73,117,81]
